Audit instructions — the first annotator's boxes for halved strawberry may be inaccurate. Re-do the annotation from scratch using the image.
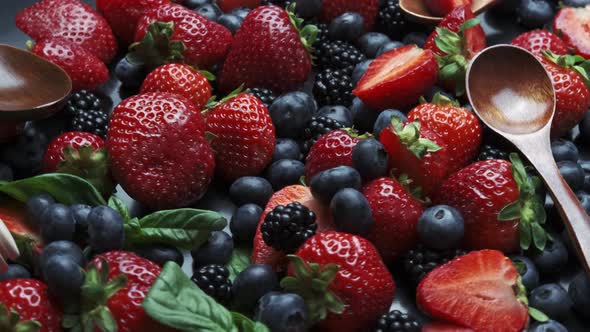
[417,250,529,332]
[353,44,438,110]
[554,5,590,59]
[424,0,472,17]
[423,322,475,332]
[0,201,42,269]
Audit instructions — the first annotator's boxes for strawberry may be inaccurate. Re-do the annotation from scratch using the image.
[423,322,475,332]
[319,0,379,30]
[424,0,472,17]
[362,177,423,262]
[132,4,232,69]
[380,117,451,197]
[252,185,334,272]
[511,30,569,56]
[407,94,482,172]
[205,93,275,181]
[417,250,529,332]
[30,38,109,92]
[435,154,547,253]
[218,0,261,12]
[218,5,314,93]
[353,44,438,110]
[304,129,363,180]
[16,0,118,63]
[140,63,212,110]
[96,0,170,45]
[424,6,485,95]
[0,201,41,269]
[284,231,395,331]
[554,5,590,59]
[540,51,590,138]
[0,279,62,332]
[107,93,215,209]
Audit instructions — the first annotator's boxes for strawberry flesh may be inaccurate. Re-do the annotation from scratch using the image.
[554,6,590,59]
[424,0,472,17]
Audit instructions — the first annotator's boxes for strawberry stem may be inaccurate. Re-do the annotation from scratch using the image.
[127,21,186,69]
[56,146,114,197]
[390,117,441,159]
[542,50,590,89]
[0,304,41,332]
[286,3,318,57]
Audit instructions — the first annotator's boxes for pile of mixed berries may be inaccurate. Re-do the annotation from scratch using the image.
[2,0,590,331]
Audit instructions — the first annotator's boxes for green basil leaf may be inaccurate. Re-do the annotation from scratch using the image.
[143,263,237,332]
[231,312,269,332]
[227,247,251,281]
[128,209,226,250]
[108,195,131,222]
[0,173,105,206]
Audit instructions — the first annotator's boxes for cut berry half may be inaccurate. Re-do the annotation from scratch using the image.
[554,6,590,59]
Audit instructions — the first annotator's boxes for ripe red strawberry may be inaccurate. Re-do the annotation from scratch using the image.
[424,0,472,17]
[133,3,232,69]
[218,5,314,93]
[218,0,260,12]
[0,279,62,332]
[435,155,547,253]
[408,94,482,172]
[30,38,109,91]
[96,0,170,45]
[285,231,395,332]
[362,177,423,262]
[424,5,485,95]
[353,44,438,110]
[140,63,212,110]
[554,5,590,58]
[42,132,104,173]
[511,30,569,56]
[319,0,379,30]
[0,201,42,269]
[380,118,451,197]
[205,93,275,181]
[16,0,117,63]
[107,93,215,209]
[423,322,475,332]
[304,129,362,180]
[417,250,529,332]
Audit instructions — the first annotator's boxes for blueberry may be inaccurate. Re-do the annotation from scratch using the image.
[529,283,572,320]
[231,7,251,20]
[44,255,84,306]
[270,92,317,138]
[402,32,427,48]
[70,204,91,238]
[357,32,391,58]
[229,176,274,207]
[184,0,211,9]
[580,111,590,145]
[551,139,579,162]
[373,109,407,139]
[330,188,373,236]
[40,204,76,243]
[563,0,590,6]
[115,57,148,90]
[317,105,354,127]
[294,0,322,18]
[218,14,242,34]
[273,139,302,162]
[417,205,464,250]
[310,166,362,204]
[0,264,31,281]
[569,272,590,316]
[557,160,584,191]
[529,238,568,275]
[232,264,279,314]
[192,231,234,268]
[529,320,568,332]
[0,163,13,182]
[39,241,85,274]
[351,59,373,86]
[376,41,404,57]
[517,0,554,29]
[87,206,125,254]
[194,3,222,22]
[254,292,309,332]
[491,0,519,14]
[585,175,590,193]
[577,191,590,214]
[266,159,305,190]
[328,12,364,42]
[230,204,263,243]
[352,138,389,181]
[510,255,539,291]
[26,193,55,226]
[350,97,379,133]
[134,244,184,267]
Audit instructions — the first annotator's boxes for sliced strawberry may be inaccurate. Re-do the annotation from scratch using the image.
[424,0,472,17]
[423,322,475,332]
[0,201,42,269]
[417,250,529,332]
[353,44,438,110]
[554,6,590,59]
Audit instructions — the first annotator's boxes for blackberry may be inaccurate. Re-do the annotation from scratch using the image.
[249,87,277,108]
[375,310,421,332]
[315,23,329,46]
[477,144,509,161]
[65,90,103,116]
[317,40,365,73]
[71,110,109,138]
[191,264,233,304]
[377,0,410,39]
[313,68,354,107]
[0,123,48,179]
[301,116,344,155]
[403,245,466,285]
[261,202,317,253]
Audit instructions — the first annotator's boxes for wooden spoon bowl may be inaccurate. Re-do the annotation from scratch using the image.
[400,0,498,25]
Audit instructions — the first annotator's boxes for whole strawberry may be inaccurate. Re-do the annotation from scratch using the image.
[362,177,423,262]
[218,5,314,93]
[205,93,275,181]
[0,279,62,332]
[511,30,569,56]
[304,129,364,180]
[435,154,547,253]
[30,38,109,91]
[140,63,212,110]
[284,231,395,332]
[16,0,118,63]
[319,0,378,30]
[42,131,104,173]
[107,93,215,209]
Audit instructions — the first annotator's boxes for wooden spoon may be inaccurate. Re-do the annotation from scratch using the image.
[466,45,590,276]
[400,0,498,25]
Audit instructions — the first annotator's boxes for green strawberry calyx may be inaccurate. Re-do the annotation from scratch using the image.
[390,116,441,159]
[286,3,318,57]
[280,255,345,323]
[434,18,481,96]
[56,145,115,198]
[0,303,41,332]
[342,127,372,140]
[542,50,590,89]
[498,153,549,251]
[514,276,550,323]
[127,21,186,69]
[419,92,461,107]
[204,85,245,110]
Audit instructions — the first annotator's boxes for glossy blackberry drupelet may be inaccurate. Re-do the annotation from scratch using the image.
[192,264,233,305]
[314,23,330,49]
[261,202,318,253]
[249,87,277,108]
[301,116,344,155]
[375,310,421,332]
[316,40,366,74]
[313,68,354,107]
[377,0,410,39]
[65,90,103,116]
[71,109,109,138]
[403,246,467,285]
[477,144,509,161]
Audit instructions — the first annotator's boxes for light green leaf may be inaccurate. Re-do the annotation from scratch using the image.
[529,307,549,323]
[108,195,131,222]
[498,201,521,221]
[532,222,547,251]
[519,222,532,250]
[231,312,269,332]
[226,247,251,281]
